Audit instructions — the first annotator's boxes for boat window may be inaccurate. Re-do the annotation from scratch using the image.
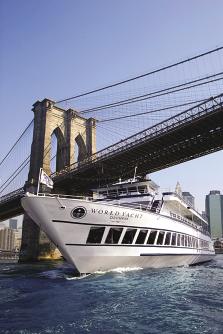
[171,233,176,245]
[188,237,192,247]
[194,238,197,248]
[121,229,137,244]
[105,228,123,244]
[108,189,118,197]
[164,232,171,245]
[99,191,107,196]
[128,187,137,194]
[157,231,165,245]
[118,188,127,195]
[86,227,105,243]
[138,186,147,194]
[147,230,157,245]
[177,234,180,246]
[181,234,184,246]
[185,236,188,247]
[195,239,198,248]
[135,229,148,244]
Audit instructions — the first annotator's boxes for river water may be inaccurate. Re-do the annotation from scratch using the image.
[0,255,223,334]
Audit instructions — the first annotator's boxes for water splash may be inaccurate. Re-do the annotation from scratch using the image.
[94,266,143,275]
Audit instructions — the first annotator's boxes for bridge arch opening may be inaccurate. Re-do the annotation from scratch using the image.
[50,127,68,173]
[75,133,87,162]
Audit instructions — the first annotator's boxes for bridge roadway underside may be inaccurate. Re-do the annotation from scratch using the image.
[54,105,223,193]
[0,196,25,222]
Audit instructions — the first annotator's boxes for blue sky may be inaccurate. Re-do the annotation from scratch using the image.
[0,0,223,224]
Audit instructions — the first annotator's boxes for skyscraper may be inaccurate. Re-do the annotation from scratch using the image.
[0,227,15,250]
[9,219,17,230]
[205,191,223,238]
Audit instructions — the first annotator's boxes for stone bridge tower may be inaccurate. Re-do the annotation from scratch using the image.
[20,98,98,262]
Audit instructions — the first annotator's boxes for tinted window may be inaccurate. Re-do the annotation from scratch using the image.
[188,237,192,247]
[128,187,137,193]
[118,188,127,195]
[195,239,198,248]
[108,189,117,197]
[121,229,137,244]
[164,232,171,245]
[135,229,148,244]
[99,191,107,196]
[157,231,165,245]
[171,233,176,245]
[181,234,184,246]
[105,228,123,244]
[138,186,147,194]
[147,230,157,245]
[87,227,105,243]
[177,234,180,246]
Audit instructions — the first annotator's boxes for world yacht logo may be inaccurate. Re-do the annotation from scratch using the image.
[71,207,87,219]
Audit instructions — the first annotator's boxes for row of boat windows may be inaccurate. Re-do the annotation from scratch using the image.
[99,185,149,197]
[86,227,210,249]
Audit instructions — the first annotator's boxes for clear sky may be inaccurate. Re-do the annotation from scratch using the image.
[0,0,223,226]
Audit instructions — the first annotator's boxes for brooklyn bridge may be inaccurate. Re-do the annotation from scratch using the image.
[0,46,223,260]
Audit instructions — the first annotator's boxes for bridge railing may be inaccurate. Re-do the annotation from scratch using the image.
[52,94,223,181]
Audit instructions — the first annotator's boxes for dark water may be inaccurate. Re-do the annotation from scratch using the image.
[0,256,223,334]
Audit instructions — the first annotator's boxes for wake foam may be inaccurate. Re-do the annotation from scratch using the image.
[94,267,143,274]
[66,273,91,280]
[65,267,143,280]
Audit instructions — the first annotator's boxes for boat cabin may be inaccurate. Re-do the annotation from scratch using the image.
[92,179,159,200]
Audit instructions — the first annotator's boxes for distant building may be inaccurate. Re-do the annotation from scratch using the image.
[14,227,22,250]
[9,218,17,230]
[205,190,223,238]
[182,192,195,207]
[175,182,195,208]
[14,230,22,250]
[175,182,182,197]
[0,222,6,229]
[202,211,207,220]
[0,227,15,251]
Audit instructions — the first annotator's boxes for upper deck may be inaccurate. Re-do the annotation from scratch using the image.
[91,179,159,199]
[161,191,208,226]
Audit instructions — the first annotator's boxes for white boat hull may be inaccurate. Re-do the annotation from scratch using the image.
[21,194,215,274]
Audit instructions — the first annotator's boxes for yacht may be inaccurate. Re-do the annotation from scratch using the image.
[21,178,215,273]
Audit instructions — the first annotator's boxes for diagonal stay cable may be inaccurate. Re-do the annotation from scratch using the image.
[55,46,223,104]
[0,119,34,166]
[98,98,209,123]
[0,158,31,194]
[79,72,223,114]
[0,155,31,191]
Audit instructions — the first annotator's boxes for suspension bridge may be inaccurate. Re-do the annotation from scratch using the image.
[0,46,223,260]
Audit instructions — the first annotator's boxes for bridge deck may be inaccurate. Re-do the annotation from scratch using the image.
[53,95,223,192]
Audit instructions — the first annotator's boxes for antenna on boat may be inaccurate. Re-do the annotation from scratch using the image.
[133,166,137,182]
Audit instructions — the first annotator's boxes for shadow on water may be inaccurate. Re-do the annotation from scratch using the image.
[0,259,80,280]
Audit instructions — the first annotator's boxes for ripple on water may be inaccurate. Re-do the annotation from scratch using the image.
[0,255,223,334]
